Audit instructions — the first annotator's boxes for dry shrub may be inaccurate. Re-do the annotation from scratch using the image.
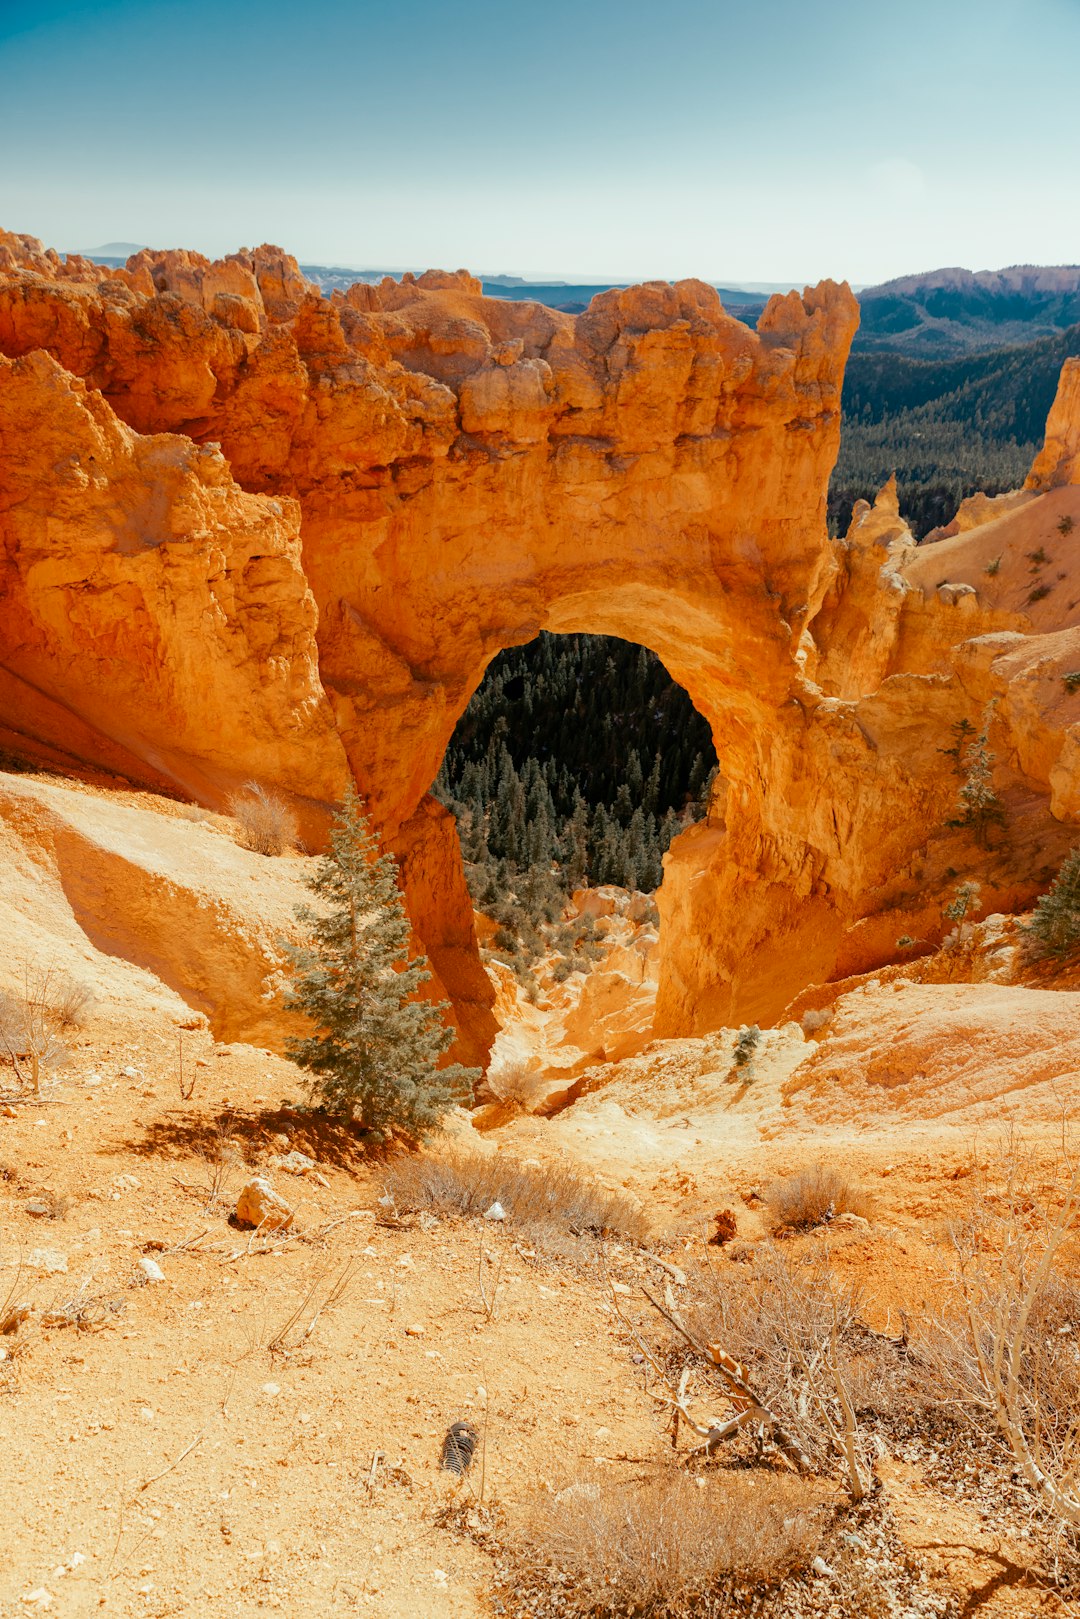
[381,1149,649,1246]
[764,1165,872,1232]
[488,1061,546,1116]
[0,964,87,1093]
[684,1245,911,1476]
[228,782,299,856]
[50,974,95,1030]
[915,1148,1080,1543]
[510,1469,823,1617]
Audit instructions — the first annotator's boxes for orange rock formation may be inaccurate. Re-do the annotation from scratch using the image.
[2,229,1080,1055]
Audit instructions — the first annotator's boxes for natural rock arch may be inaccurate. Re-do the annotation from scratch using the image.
[5,231,1079,1069]
[282,274,860,1056]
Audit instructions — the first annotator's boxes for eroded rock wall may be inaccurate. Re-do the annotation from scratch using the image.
[3,228,1080,1046]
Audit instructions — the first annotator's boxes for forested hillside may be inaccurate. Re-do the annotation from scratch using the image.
[853,266,1080,357]
[433,635,715,976]
[829,325,1080,536]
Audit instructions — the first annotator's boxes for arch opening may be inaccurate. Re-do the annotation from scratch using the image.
[423,629,726,1094]
[432,630,717,996]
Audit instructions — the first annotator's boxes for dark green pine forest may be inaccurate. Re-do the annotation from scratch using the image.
[434,315,1080,973]
[830,325,1080,538]
[433,636,714,980]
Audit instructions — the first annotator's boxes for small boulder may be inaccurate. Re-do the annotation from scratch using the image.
[483,1201,506,1222]
[235,1177,293,1232]
[27,1248,67,1274]
[138,1257,166,1284]
[275,1150,316,1176]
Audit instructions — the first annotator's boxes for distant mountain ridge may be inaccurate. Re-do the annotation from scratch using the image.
[78,241,147,256]
[865,265,1080,297]
[854,264,1080,358]
[295,263,768,311]
[76,250,772,313]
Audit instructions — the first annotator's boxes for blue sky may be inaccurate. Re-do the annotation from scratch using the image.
[2,0,1079,284]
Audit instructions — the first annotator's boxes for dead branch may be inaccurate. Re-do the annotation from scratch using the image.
[641,1284,812,1473]
[477,1234,504,1322]
[267,1262,353,1360]
[964,1163,1080,1526]
[136,1433,204,1494]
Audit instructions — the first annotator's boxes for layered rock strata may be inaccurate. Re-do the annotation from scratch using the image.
[2,229,1080,1051]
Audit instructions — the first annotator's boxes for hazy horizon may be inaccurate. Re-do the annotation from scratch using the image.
[4,0,1080,286]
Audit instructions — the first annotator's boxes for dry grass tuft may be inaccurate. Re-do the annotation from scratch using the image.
[0,963,92,1094]
[487,1061,547,1116]
[49,974,95,1030]
[227,782,299,857]
[508,1469,824,1616]
[913,1148,1080,1545]
[381,1149,649,1247]
[27,1189,70,1220]
[764,1165,872,1233]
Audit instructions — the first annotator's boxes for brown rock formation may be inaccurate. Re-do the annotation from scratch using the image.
[3,227,1080,1052]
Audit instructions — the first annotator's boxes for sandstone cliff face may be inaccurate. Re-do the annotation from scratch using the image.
[3,228,1080,1049]
[1027,356,1080,490]
[0,347,348,835]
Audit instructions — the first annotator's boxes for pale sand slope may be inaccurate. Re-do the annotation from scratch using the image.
[502,976,1080,1220]
[0,770,312,1048]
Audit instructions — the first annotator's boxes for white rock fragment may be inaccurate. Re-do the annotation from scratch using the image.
[483,1201,507,1222]
[276,1150,316,1175]
[138,1257,166,1284]
[27,1249,67,1274]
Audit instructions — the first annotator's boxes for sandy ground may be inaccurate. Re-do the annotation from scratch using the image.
[2,770,1080,1616]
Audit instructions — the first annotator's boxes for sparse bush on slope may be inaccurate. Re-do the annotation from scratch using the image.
[228,781,299,856]
[381,1149,648,1246]
[764,1167,873,1234]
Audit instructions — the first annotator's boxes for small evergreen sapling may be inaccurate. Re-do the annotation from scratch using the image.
[938,718,976,778]
[731,1024,762,1081]
[1025,847,1080,959]
[943,879,982,930]
[948,707,1006,848]
[283,786,479,1138]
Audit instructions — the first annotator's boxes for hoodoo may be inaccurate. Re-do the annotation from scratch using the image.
[3,231,1080,1056]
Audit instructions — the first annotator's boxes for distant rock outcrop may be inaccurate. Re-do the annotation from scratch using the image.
[2,228,1080,1058]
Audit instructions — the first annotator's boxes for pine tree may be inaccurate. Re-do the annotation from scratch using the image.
[283,786,479,1138]
[1025,847,1080,958]
[949,709,1006,848]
